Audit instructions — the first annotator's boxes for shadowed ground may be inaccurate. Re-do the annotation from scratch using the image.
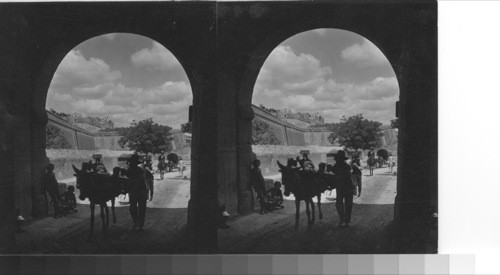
[13,165,435,254]
[218,167,401,254]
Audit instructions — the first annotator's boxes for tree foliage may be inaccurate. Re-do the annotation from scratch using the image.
[390,118,399,129]
[118,118,173,154]
[251,120,281,145]
[327,114,383,151]
[46,124,72,149]
[181,122,192,134]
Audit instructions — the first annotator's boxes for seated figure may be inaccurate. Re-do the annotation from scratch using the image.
[60,185,77,213]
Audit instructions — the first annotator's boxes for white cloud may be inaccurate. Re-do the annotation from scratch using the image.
[341,38,387,67]
[103,33,117,41]
[70,99,106,113]
[51,50,121,91]
[72,83,114,99]
[49,80,192,128]
[257,45,331,87]
[131,42,181,72]
[311,29,327,37]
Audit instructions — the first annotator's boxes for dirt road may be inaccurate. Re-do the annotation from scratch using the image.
[218,167,398,254]
[14,165,400,254]
[14,169,192,254]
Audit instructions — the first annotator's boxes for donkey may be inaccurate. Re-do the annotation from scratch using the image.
[73,164,129,237]
[277,159,339,231]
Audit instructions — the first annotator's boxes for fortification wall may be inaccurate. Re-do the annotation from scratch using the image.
[304,131,333,146]
[94,135,124,151]
[48,121,78,149]
[285,127,306,146]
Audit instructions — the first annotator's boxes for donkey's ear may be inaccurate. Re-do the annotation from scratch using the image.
[277,161,285,170]
[72,165,81,175]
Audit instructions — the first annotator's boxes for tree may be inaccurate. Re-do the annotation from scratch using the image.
[251,120,281,145]
[390,118,399,129]
[118,118,174,154]
[181,122,192,134]
[46,124,72,149]
[327,114,383,151]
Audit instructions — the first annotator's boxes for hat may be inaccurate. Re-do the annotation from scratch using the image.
[92,154,102,159]
[129,154,141,165]
[333,150,348,160]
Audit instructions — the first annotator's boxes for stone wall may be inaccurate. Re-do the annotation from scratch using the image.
[304,131,334,146]
[94,135,125,151]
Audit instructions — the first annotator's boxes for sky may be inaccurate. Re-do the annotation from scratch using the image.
[46,29,398,128]
[253,29,399,125]
[46,33,191,128]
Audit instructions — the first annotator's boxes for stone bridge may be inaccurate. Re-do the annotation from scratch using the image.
[0,1,437,253]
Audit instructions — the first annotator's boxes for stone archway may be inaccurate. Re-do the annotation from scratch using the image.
[0,2,217,253]
[217,1,437,244]
[0,1,436,254]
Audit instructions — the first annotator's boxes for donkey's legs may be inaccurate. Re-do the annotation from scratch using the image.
[104,203,110,228]
[295,199,301,231]
[310,198,316,225]
[100,204,106,234]
[111,198,116,224]
[89,203,95,238]
[305,200,311,226]
[317,194,323,220]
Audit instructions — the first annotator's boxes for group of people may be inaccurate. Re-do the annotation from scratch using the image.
[157,151,186,179]
[41,164,78,219]
[248,150,365,227]
[249,159,285,214]
[41,154,110,219]
[41,153,154,231]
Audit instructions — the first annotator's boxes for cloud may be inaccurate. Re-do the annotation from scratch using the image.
[72,83,115,99]
[341,38,387,67]
[131,42,181,72]
[70,99,106,113]
[50,50,121,92]
[311,29,327,37]
[257,45,331,87]
[103,33,117,41]
[47,42,192,128]
[48,81,192,128]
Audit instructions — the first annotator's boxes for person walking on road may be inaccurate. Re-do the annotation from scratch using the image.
[123,154,148,231]
[350,154,363,197]
[332,150,354,227]
[157,151,166,180]
[143,157,155,201]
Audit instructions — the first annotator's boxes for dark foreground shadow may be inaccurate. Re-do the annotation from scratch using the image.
[218,200,437,254]
[14,206,192,254]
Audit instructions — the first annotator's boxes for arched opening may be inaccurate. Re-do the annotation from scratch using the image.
[220,28,402,254]
[21,33,194,253]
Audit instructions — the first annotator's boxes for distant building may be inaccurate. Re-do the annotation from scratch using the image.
[67,113,114,130]
[276,108,324,126]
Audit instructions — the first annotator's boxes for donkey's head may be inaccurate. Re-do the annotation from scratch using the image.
[73,163,95,201]
[277,160,301,197]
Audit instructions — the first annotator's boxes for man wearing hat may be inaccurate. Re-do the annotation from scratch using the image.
[332,150,354,227]
[123,153,148,231]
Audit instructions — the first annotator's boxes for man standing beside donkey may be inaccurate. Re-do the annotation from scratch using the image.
[332,150,354,227]
[123,154,148,231]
